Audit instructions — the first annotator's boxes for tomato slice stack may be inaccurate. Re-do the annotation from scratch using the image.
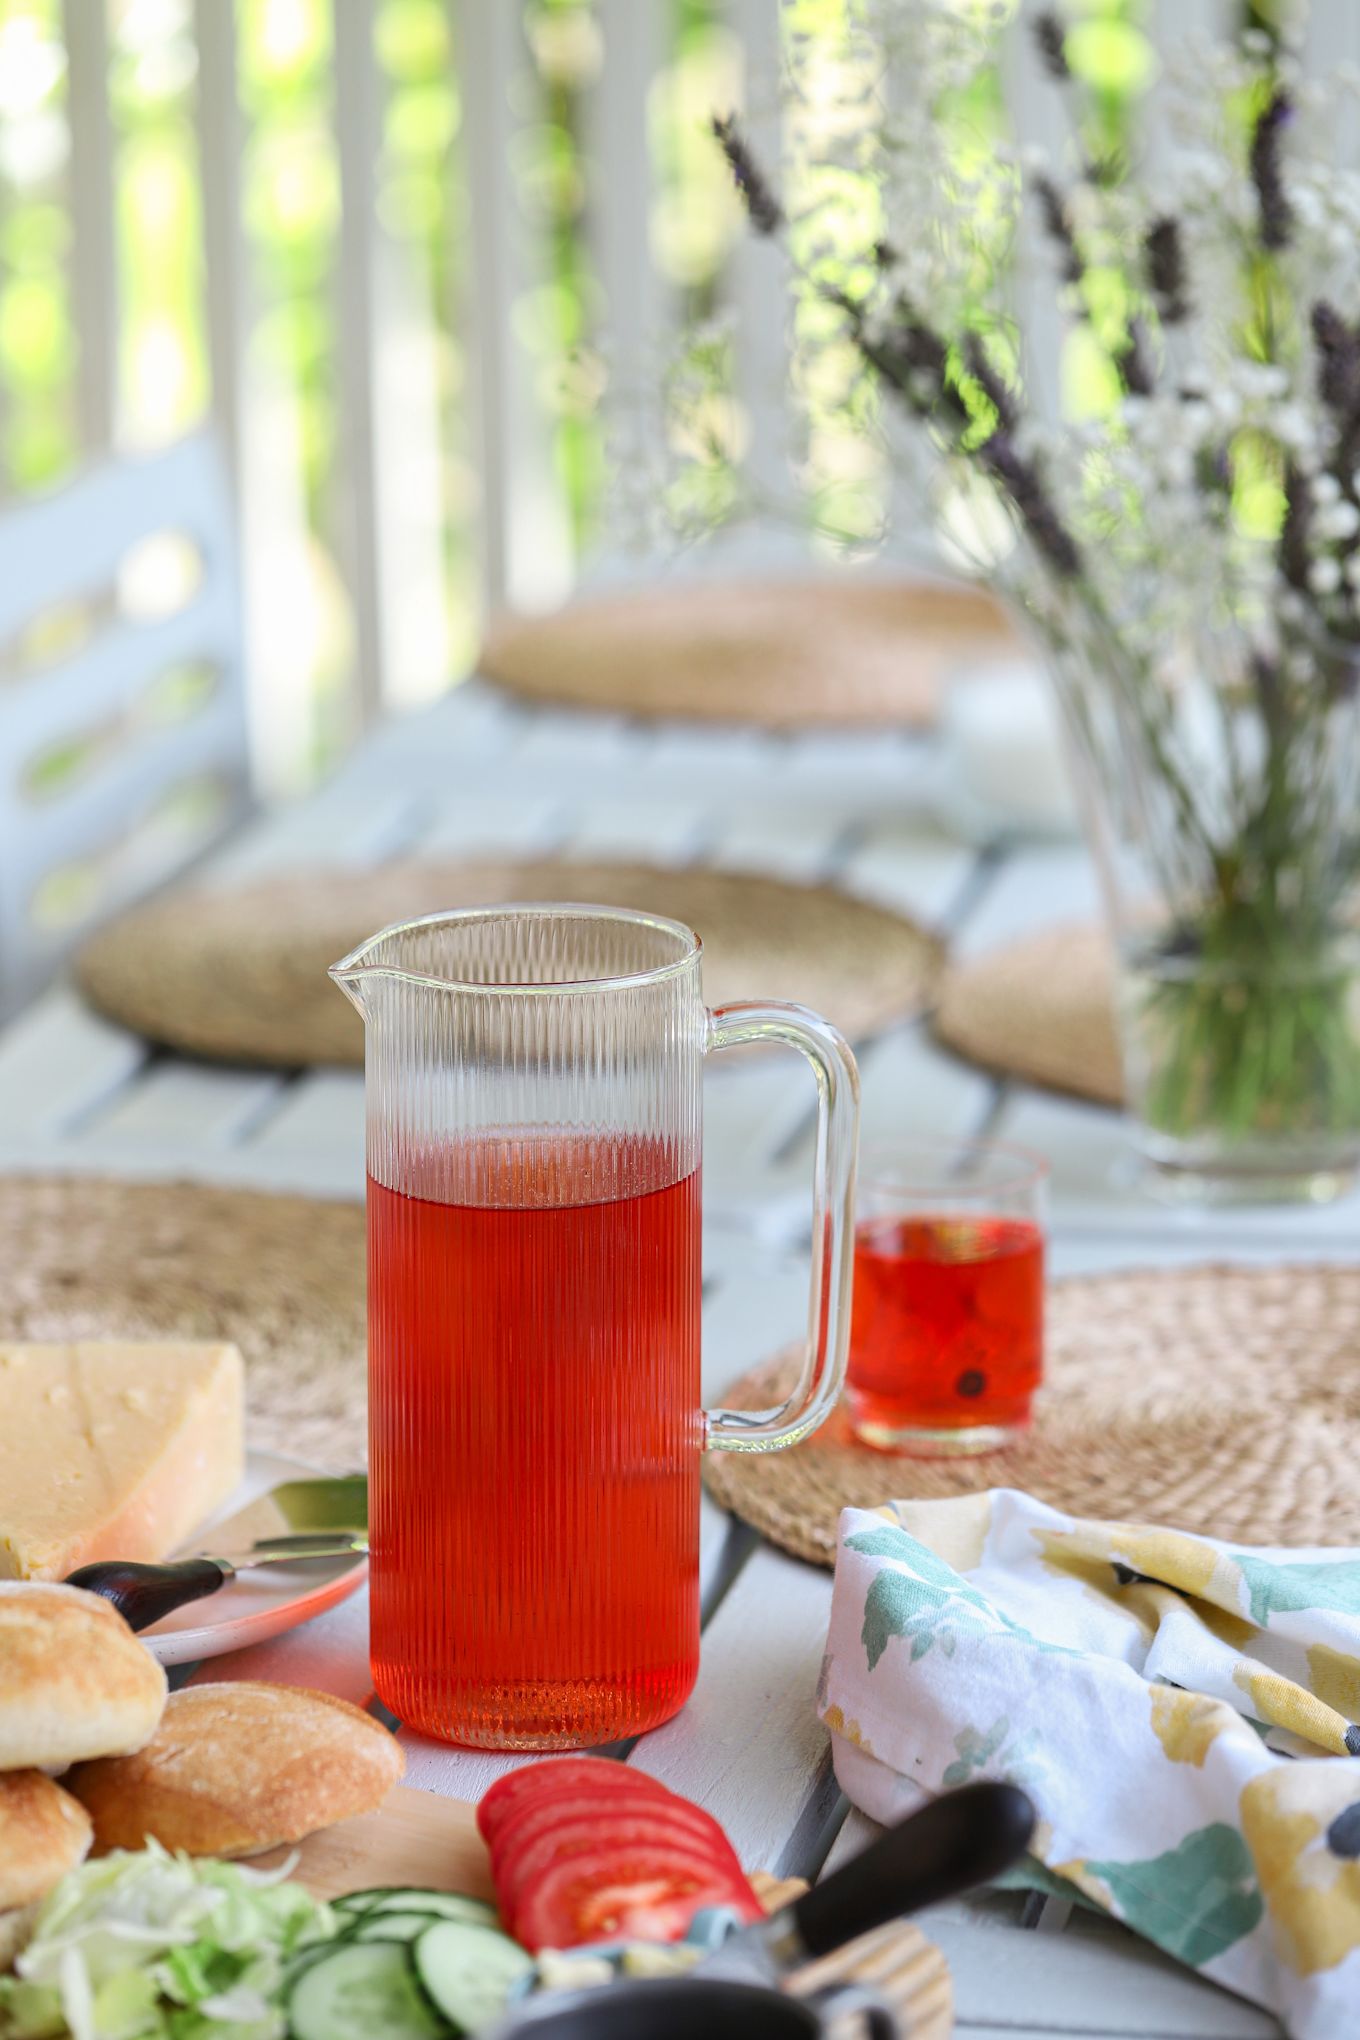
[478,1756,764,1952]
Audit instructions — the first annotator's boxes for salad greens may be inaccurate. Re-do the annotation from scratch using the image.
[0,1845,336,2040]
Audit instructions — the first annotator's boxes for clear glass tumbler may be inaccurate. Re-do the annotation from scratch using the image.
[847,1139,1047,1456]
[331,904,859,1749]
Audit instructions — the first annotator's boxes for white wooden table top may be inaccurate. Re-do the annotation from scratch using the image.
[2,674,1332,2037]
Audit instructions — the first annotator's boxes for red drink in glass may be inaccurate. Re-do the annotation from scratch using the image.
[847,1144,1047,1455]
[368,1137,702,1751]
[332,901,860,1750]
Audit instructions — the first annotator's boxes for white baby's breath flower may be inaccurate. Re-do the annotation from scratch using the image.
[1313,473,1343,506]
[1320,500,1360,540]
[1310,556,1344,595]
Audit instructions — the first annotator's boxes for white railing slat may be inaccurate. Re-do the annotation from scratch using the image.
[332,0,387,726]
[724,0,790,501]
[452,0,571,617]
[62,0,117,452]
[193,0,245,494]
[586,1,670,399]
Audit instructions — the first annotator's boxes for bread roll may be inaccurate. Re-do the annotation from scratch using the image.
[0,1770,92,1909]
[68,1683,405,1858]
[0,1583,167,1772]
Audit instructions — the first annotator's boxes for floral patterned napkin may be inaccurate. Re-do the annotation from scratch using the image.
[819,1491,1360,2038]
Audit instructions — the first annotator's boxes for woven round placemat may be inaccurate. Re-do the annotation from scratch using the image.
[702,1264,1360,1564]
[76,860,943,1068]
[479,578,1015,730]
[0,1176,365,1470]
[932,922,1122,1105]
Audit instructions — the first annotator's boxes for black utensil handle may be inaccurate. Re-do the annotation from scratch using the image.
[65,1558,229,1632]
[791,1781,1036,1960]
[807,1983,898,2039]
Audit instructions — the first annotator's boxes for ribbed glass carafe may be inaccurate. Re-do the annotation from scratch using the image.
[332,904,858,1749]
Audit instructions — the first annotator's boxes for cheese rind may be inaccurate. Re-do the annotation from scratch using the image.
[0,1341,245,1580]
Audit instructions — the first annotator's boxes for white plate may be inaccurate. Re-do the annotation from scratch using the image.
[140,1450,368,1667]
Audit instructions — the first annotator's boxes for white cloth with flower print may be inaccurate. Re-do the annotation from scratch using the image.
[819,1492,1360,2040]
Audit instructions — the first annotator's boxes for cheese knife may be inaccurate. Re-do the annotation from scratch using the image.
[65,1475,368,1633]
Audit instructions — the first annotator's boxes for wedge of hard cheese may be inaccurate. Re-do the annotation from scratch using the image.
[0,1342,244,1581]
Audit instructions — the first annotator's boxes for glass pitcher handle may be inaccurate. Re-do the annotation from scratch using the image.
[703,1002,859,1452]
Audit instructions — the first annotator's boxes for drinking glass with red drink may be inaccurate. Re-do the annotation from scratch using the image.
[847,1140,1047,1456]
[331,905,859,1752]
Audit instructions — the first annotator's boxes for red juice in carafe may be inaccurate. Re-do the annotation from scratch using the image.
[367,1135,702,1749]
[847,1214,1044,1446]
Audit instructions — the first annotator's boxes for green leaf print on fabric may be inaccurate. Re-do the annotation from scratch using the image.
[847,1527,991,1603]
[1235,1555,1360,1627]
[943,1719,1011,1787]
[853,1532,1078,1672]
[1086,1824,1264,1968]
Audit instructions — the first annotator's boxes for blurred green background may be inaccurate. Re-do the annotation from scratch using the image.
[0,0,1152,788]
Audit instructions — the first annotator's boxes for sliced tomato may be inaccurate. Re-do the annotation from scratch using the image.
[477,1759,675,1844]
[514,1845,763,1952]
[496,1813,745,1935]
[491,1790,719,1878]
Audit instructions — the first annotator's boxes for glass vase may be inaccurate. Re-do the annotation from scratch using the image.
[1049,607,1360,1204]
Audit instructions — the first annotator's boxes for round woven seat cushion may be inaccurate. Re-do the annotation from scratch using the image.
[703,1263,1360,1563]
[0,1176,365,1468]
[932,922,1122,1105]
[76,860,943,1069]
[478,578,1016,729]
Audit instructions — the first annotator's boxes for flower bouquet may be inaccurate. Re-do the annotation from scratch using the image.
[714,2,1360,1201]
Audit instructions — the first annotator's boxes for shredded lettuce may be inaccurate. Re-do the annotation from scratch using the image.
[0,1845,336,2040]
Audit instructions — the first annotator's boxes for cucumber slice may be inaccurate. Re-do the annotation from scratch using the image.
[336,1890,499,1928]
[414,1920,532,2034]
[287,1940,445,2040]
[355,1911,451,1944]
[332,1888,410,1914]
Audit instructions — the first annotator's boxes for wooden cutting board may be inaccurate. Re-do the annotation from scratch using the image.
[254,1785,494,1900]
[256,1785,953,2035]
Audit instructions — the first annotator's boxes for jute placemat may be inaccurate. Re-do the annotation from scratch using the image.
[479,578,1015,730]
[703,1264,1360,1564]
[76,860,943,1069]
[932,922,1122,1105]
[0,1177,365,1470]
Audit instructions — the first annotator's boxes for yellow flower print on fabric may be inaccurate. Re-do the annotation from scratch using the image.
[893,1494,992,1576]
[1240,1767,1360,1976]
[1031,1529,1155,1638]
[1231,1664,1353,1757]
[1101,1524,1242,1611]
[1148,1686,1240,1767]
[1307,1644,1360,1723]
[822,1703,873,1755]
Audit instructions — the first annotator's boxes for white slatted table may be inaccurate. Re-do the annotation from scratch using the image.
[0,678,1325,2038]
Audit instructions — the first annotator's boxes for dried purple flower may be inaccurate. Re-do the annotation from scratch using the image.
[963,334,1018,433]
[1032,172,1083,285]
[980,435,1082,579]
[1250,89,1293,251]
[1145,217,1189,324]
[838,291,1080,580]
[1032,10,1070,82]
[1311,301,1360,417]
[1117,319,1155,397]
[711,114,782,237]
[1279,461,1312,592]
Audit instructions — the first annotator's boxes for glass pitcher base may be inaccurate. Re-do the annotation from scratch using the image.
[371,1664,698,1751]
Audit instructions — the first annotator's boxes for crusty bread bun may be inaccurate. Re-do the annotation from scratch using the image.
[0,1770,92,1908]
[67,1682,405,1858]
[0,1583,167,1772]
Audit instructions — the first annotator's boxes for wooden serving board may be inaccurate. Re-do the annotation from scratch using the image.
[254,1785,494,1901]
[256,1785,952,2036]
